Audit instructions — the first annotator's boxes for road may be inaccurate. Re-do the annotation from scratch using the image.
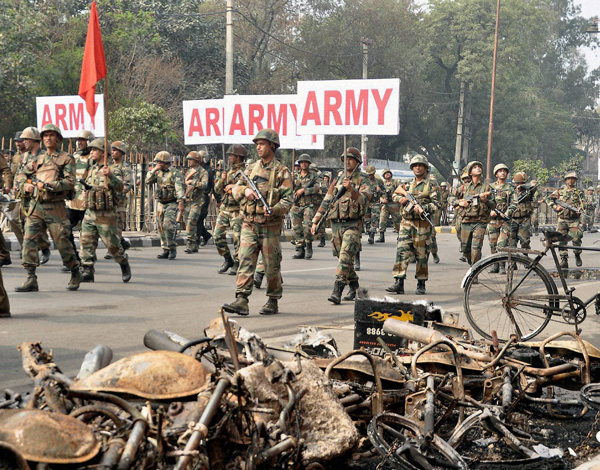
[3,229,600,392]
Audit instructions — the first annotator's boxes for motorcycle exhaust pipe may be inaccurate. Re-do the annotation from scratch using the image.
[76,345,113,381]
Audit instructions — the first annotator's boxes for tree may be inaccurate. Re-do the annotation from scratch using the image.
[108,102,171,154]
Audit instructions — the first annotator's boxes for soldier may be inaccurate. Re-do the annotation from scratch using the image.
[0,150,12,267]
[385,155,439,295]
[315,171,330,247]
[108,141,133,255]
[450,171,471,262]
[364,165,384,244]
[196,151,214,247]
[14,124,82,292]
[437,182,450,225]
[6,132,25,250]
[311,147,371,304]
[377,169,401,243]
[583,187,597,232]
[214,144,247,274]
[487,163,511,272]
[530,179,542,235]
[222,128,293,316]
[452,161,495,265]
[291,153,321,259]
[547,172,584,268]
[182,151,209,253]
[79,139,132,283]
[146,151,185,260]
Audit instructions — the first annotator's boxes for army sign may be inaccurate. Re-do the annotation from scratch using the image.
[36,95,105,137]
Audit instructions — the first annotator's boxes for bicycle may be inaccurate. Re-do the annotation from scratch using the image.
[462,230,600,342]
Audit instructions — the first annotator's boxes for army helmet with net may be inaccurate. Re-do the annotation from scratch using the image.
[40,123,63,141]
[253,128,280,149]
[409,154,429,169]
[154,151,172,163]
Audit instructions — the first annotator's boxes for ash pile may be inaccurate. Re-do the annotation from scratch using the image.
[2,306,600,470]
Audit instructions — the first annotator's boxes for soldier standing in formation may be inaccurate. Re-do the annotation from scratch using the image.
[487,164,511,272]
[182,151,209,254]
[109,141,133,256]
[583,187,597,232]
[311,147,371,304]
[146,151,185,260]
[547,172,584,268]
[222,129,293,316]
[214,144,247,274]
[385,155,439,295]
[79,139,131,283]
[291,153,321,260]
[14,124,82,292]
[377,169,401,243]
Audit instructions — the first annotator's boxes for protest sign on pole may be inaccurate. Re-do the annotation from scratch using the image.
[36,94,105,137]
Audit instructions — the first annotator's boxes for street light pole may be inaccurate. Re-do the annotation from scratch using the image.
[225,0,233,95]
[486,0,501,182]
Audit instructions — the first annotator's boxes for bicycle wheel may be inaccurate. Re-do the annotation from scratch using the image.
[463,254,557,342]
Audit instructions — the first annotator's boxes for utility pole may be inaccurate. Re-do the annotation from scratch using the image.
[486,0,501,181]
[361,37,372,160]
[225,0,233,94]
[453,81,467,186]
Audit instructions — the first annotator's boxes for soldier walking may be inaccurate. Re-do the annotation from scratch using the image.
[5,131,24,250]
[291,153,321,259]
[385,155,439,295]
[377,169,401,242]
[436,182,450,226]
[451,171,471,262]
[583,187,597,232]
[146,152,185,260]
[196,151,215,247]
[364,165,384,245]
[222,129,293,316]
[14,124,82,292]
[108,141,133,255]
[79,139,131,283]
[487,164,511,272]
[182,151,209,254]
[547,172,584,268]
[311,147,371,304]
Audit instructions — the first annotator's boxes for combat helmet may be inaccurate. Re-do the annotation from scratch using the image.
[493,163,509,175]
[409,154,429,169]
[340,147,362,162]
[111,141,127,154]
[154,151,172,163]
[198,150,210,164]
[467,160,483,175]
[297,153,312,163]
[440,182,449,187]
[253,128,280,149]
[186,151,201,162]
[88,138,105,152]
[588,186,595,191]
[14,131,23,142]
[77,130,95,142]
[226,144,248,159]
[40,123,63,141]
[365,165,377,175]
[513,172,528,183]
[564,171,578,181]
[21,127,41,141]
[383,169,392,178]
[461,170,470,181]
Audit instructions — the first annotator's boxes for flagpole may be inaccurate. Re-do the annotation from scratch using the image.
[104,75,109,168]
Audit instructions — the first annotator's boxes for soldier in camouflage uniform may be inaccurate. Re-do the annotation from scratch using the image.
[222,129,293,316]
[311,147,372,304]
[0,150,12,267]
[529,180,541,235]
[435,182,450,226]
[214,144,246,274]
[5,131,24,249]
[314,172,330,247]
[146,151,185,260]
[385,155,440,295]
[14,124,82,292]
[583,187,597,232]
[377,169,401,242]
[79,139,131,283]
[452,161,495,265]
[364,165,384,244]
[109,141,133,254]
[450,171,471,262]
[486,163,511,272]
[547,172,584,268]
[182,151,209,254]
[291,153,321,259]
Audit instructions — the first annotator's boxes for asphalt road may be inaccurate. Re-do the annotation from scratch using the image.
[3,229,600,392]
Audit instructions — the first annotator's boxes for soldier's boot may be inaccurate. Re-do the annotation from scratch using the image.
[120,261,131,283]
[368,231,375,245]
[15,269,38,292]
[342,280,359,301]
[67,268,82,291]
[576,253,583,267]
[218,255,235,274]
[200,233,212,247]
[40,248,51,265]
[0,258,12,267]
[121,238,131,251]
[432,253,440,264]
[222,294,249,316]
[354,252,361,271]
[500,262,506,275]
[459,255,467,262]
[376,232,385,243]
[385,278,404,295]
[61,266,70,272]
[560,256,569,269]
[81,267,95,283]
[228,261,239,276]
[104,253,113,260]
[167,248,177,260]
[327,280,346,305]
[184,244,198,254]
[305,242,313,260]
[290,237,296,246]
[318,234,326,247]
[254,271,264,289]
[415,280,426,295]
[292,246,305,259]
[259,298,279,315]
[157,250,169,259]
[489,263,500,274]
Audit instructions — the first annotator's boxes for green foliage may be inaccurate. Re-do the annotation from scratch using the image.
[512,159,550,185]
[550,154,585,180]
[108,102,171,153]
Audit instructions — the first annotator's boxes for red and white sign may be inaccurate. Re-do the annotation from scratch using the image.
[36,95,105,137]
[297,79,400,135]
[183,99,225,145]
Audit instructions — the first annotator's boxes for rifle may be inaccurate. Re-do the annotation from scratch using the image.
[555,199,582,215]
[464,189,495,206]
[234,169,273,216]
[78,178,93,191]
[512,183,538,204]
[314,166,360,233]
[185,168,197,199]
[395,185,434,226]
[294,170,320,202]
[493,206,511,220]
[175,205,184,234]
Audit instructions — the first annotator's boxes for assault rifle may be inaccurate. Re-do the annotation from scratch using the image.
[395,186,434,227]
[234,170,273,216]
[555,199,582,215]
[313,179,346,234]
[78,178,93,191]
[464,189,495,206]
[294,171,321,202]
[26,177,53,199]
[493,206,511,221]
[512,183,538,204]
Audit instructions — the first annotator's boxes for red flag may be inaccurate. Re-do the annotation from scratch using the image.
[78,1,106,126]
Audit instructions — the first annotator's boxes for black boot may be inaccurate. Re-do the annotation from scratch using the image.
[376,232,385,243]
[228,261,239,276]
[575,253,583,267]
[218,255,235,274]
[15,269,38,292]
[560,256,568,269]
[40,248,50,265]
[168,248,177,260]
[318,234,326,247]
[157,250,169,259]
[342,280,359,301]
[121,238,131,251]
[328,280,346,305]
[81,267,95,282]
[259,298,279,315]
[368,231,375,244]
[254,271,264,289]
[432,253,440,264]
[120,261,131,283]
[292,246,305,259]
[305,242,313,260]
[354,252,361,271]
[222,294,249,316]
[385,278,404,294]
[200,233,212,246]
[416,280,426,295]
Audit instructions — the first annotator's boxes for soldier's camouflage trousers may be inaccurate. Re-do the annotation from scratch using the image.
[80,209,127,268]
[116,208,126,235]
[379,203,401,232]
[487,218,508,254]
[498,217,531,250]
[236,222,283,299]
[557,218,582,257]
[22,201,79,270]
[214,209,242,261]
[331,221,361,283]
[429,229,438,255]
[393,219,432,280]
[185,202,202,249]
[291,204,315,247]
[364,203,381,233]
[157,201,178,250]
[584,209,595,230]
[531,207,539,230]
[460,221,487,265]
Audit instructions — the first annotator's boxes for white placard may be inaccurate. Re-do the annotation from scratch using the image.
[36,95,105,138]
[183,99,225,145]
[297,79,400,135]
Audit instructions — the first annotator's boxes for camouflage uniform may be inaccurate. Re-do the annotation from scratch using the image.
[111,159,133,234]
[435,185,450,225]
[498,184,534,251]
[291,167,322,255]
[364,171,384,240]
[6,147,24,247]
[547,181,583,265]
[487,181,511,254]
[379,179,401,236]
[583,190,597,231]
[214,161,245,265]
[0,152,13,264]
[183,164,209,251]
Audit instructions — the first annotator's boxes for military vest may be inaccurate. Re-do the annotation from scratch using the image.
[327,170,371,221]
[293,170,321,206]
